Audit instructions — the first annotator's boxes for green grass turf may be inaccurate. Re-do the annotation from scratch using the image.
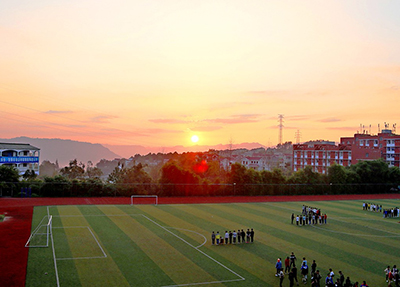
[25,199,400,286]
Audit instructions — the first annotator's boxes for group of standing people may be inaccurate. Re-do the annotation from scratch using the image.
[275,252,369,287]
[211,229,254,245]
[362,202,382,212]
[384,265,399,286]
[383,207,399,218]
[291,205,327,226]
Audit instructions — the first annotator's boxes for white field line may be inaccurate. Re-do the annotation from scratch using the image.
[165,227,207,248]
[161,278,245,287]
[141,214,246,286]
[52,226,107,260]
[46,206,61,287]
[46,207,245,286]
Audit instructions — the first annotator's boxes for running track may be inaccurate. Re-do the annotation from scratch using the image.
[1,193,400,287]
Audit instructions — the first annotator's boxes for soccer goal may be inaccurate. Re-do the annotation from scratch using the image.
[25,215,52,248]
[130,195,158,205]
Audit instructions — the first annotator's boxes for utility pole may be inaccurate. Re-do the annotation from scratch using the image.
[295,130,301,144]
[278,114,284,145]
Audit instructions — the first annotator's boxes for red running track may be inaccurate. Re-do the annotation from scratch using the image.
[1,193,399,287]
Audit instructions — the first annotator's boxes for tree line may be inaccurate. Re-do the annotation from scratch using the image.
[0,157,399,197]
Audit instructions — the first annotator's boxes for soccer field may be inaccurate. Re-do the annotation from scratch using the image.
[26,199,400,286]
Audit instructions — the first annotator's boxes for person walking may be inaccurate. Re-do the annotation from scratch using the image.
[290,252,297,268]
[275,258,282,277]
[279,268,285,287]
[311,260,317,275]
[285,257,290,274]
[289,270,295,287]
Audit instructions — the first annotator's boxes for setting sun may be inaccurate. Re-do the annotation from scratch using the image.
[191,135,199,143]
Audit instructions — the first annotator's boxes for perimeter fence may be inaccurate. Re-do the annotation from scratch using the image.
[1,181,399,197]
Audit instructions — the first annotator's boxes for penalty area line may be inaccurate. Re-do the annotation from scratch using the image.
[141,215,245,286]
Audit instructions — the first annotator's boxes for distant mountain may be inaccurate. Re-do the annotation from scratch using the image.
[0,137,120,167]
[104,142,267,158]
[0,136,268,167]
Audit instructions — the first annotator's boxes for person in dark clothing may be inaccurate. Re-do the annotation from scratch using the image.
[229,231,233,244]
[279,268,284,287]
[344,277,352,287]
[289,270,295,287]
[311,260,317,274]
[246,229,250,243]
[241,229,245,243]
[211,231,215,245]
[250,228,254,243]
[291,213,295,224]
[311,270,321,287]
[237,228,241,243]
[290,252,297,268]
[339,271,345,286]
[292,265,299,285]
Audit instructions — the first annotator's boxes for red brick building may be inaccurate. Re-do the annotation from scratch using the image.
[293,129,399,174]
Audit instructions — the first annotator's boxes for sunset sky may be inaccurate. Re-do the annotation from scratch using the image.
[1,0,400,149]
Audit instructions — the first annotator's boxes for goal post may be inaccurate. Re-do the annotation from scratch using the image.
[25,215,52,248]
[130,195,158,205]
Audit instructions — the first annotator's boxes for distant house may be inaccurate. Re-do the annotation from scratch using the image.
[0,143,40,175]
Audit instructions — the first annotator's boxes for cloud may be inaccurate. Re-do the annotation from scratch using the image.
[149,119,189,124]
[90,115,117,123]
[44,110,73,114]
[319,117,342,123]
[204,114,263,124]
[190,126,223,132]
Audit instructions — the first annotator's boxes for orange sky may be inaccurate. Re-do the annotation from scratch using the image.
[1,0,399,149]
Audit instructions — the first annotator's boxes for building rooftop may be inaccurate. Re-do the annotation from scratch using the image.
[0,143,40,151]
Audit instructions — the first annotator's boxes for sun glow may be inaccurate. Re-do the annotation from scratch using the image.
[191,135,199,143]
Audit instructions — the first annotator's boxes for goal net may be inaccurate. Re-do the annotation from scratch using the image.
[130,195,158,205]
[25,215,52,248]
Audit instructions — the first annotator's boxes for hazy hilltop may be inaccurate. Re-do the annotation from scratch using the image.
[1,137,268,167]
[0,137,120,167]
[104,142,268,158]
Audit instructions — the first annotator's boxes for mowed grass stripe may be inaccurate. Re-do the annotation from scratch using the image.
[205,203,383,283]
[57,206,130,287]
[79,206,172,287]
[97,205,218,286]
[136,205,275,286]
[133,204,269,286]
[164,204,282,286]
[128,206,241,285]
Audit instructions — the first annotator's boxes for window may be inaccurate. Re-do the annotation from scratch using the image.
[365,153,369,158]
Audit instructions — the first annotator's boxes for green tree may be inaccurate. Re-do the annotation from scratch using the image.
[60,159,85,180]
[39,160,58,177]
[86,161,103,179]
[0,165,20,196]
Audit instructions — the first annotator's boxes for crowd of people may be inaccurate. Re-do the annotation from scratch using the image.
[362,202,399,219]
[291,205,327,226]
[211,229,254,245]
[275,252,373,287]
